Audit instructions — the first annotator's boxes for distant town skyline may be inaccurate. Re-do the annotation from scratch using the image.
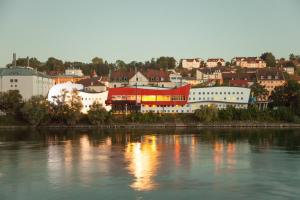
[1,0,300,66]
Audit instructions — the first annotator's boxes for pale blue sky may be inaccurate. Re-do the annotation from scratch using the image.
[0,0,300,66]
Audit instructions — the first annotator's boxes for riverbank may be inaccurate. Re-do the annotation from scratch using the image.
[1,122,300,129]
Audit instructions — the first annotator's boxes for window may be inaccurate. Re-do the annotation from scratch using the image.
[14,79,18,82]
[10,79,13,82]
[228,92,230,95]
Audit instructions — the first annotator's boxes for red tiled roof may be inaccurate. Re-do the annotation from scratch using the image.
[76,77,104,87]
[207,58,225,62]
[144,69,170,82]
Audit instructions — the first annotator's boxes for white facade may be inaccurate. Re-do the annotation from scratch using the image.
[206,59,225,68]
[65,68,84,76]
[0,67,54,100]
[181,58,202,70]
[129,71,149,86]
[141,87,250,113]
[47,82,111,113]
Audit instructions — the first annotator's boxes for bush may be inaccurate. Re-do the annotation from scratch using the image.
[87,102,108,125]
[194,106,218,122]
[21,96,51,126]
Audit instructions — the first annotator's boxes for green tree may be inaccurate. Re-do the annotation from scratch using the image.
[250,82,269,101]
[87,102,108,125]
[260,52,276,67]
[194,105,218,122]
[270,79,300,108]
[46,57,64,71]
[21,96,51,125]
[92,57,104,65]
[0,90,23,116]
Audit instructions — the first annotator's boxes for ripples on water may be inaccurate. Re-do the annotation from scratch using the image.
[0,128,300,199]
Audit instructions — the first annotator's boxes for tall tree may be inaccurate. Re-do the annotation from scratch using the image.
[0,90,23,116]
[260,52,276,67]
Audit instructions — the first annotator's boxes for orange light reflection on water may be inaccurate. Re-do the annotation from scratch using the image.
[125,135,159,191]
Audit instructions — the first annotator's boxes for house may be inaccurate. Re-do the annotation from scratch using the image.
[169,72,184,87]
[0,66,54,100]
[65,67,84,77]
[109,70,135,88]
[283,66,295,75]
[206,58,225,68]
[181,58,203,70]
[196,67,223,85]
[109,69,175,88]
[256,68,285,95]
[76,77,106,93]
[232,57,266,68]
[222,72,256,86]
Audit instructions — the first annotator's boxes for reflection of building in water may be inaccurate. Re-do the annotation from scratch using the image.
[213,142,236,174]
[125,136,160,191]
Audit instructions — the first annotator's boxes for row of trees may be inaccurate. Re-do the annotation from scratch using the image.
[7,56,177,77]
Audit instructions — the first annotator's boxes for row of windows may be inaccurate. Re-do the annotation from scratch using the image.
[10,79,18,82]
[142,110,189,113]
[192,91,244,95]
[81,97,102,101]
[189,96,244,101]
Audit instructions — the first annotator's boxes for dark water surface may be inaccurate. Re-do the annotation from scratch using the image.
[0,128,300,200]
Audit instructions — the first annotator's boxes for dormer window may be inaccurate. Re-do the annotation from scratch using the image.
[268,76,271,80]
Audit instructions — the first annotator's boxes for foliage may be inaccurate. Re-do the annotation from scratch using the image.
[250,82,268,101]
[21,96,51,125]
[260,52,276,67]
[0,90,23,116]
[194,106,218,122]
[87,102,108,125]
[50,90,83,125]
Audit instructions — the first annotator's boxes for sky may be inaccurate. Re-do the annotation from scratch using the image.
[0,0,300,66]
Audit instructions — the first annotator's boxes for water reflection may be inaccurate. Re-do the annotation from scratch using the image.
[1,128,300,199]
[125,136,159,191]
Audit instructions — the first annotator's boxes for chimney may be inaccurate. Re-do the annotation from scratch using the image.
[12,53,16,67]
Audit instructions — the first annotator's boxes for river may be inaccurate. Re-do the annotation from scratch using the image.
[0,128,300,199]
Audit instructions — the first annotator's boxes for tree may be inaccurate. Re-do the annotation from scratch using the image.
[0,90,23,116]
[250,82,269,101]
[87,102,108,125]
[194,105,218,122]
[21,96,51,125]
[50,89,83,125]
[156,57,176,70]
[260,52,276,67]
[92,57,104,65]
[270,80,300,108]
[46,57,64,71]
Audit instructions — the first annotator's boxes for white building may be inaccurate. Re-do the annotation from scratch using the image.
[141,87,250,113]
[47,82,111,113]
[181,58,203,70]
[206,58,225,68]
[65,68,84,77]
[0,67,54,100]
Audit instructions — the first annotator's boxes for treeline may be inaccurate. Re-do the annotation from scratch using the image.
[6,56,177,76]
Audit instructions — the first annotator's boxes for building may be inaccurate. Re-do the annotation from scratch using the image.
[283,66,295,75]
[105,85,190,114]
[187,87,251,112]
[65,67,84,77]
[222,72,256,86]
[169,72,184,87]
[206,58,225,68]
[181,58,203,70]
[256,68,285,95]
[47,82,110,113]
[232,57,266,68]
[76,77,106,93]
[106,85,250,114]
[0,67,54,100]
[196,67,223,85]
[109,69,175,88]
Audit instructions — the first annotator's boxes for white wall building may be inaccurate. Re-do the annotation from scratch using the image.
[65,68,84,77]
[141,87,250,113]
[206,58,225,68]
[0,67,54,100]
[47,82,111,113]
[181,58,202,70]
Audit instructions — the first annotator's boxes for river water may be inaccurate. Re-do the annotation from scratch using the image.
[0,128,300,200]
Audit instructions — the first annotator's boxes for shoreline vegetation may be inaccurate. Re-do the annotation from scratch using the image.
[1,122,300,129]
